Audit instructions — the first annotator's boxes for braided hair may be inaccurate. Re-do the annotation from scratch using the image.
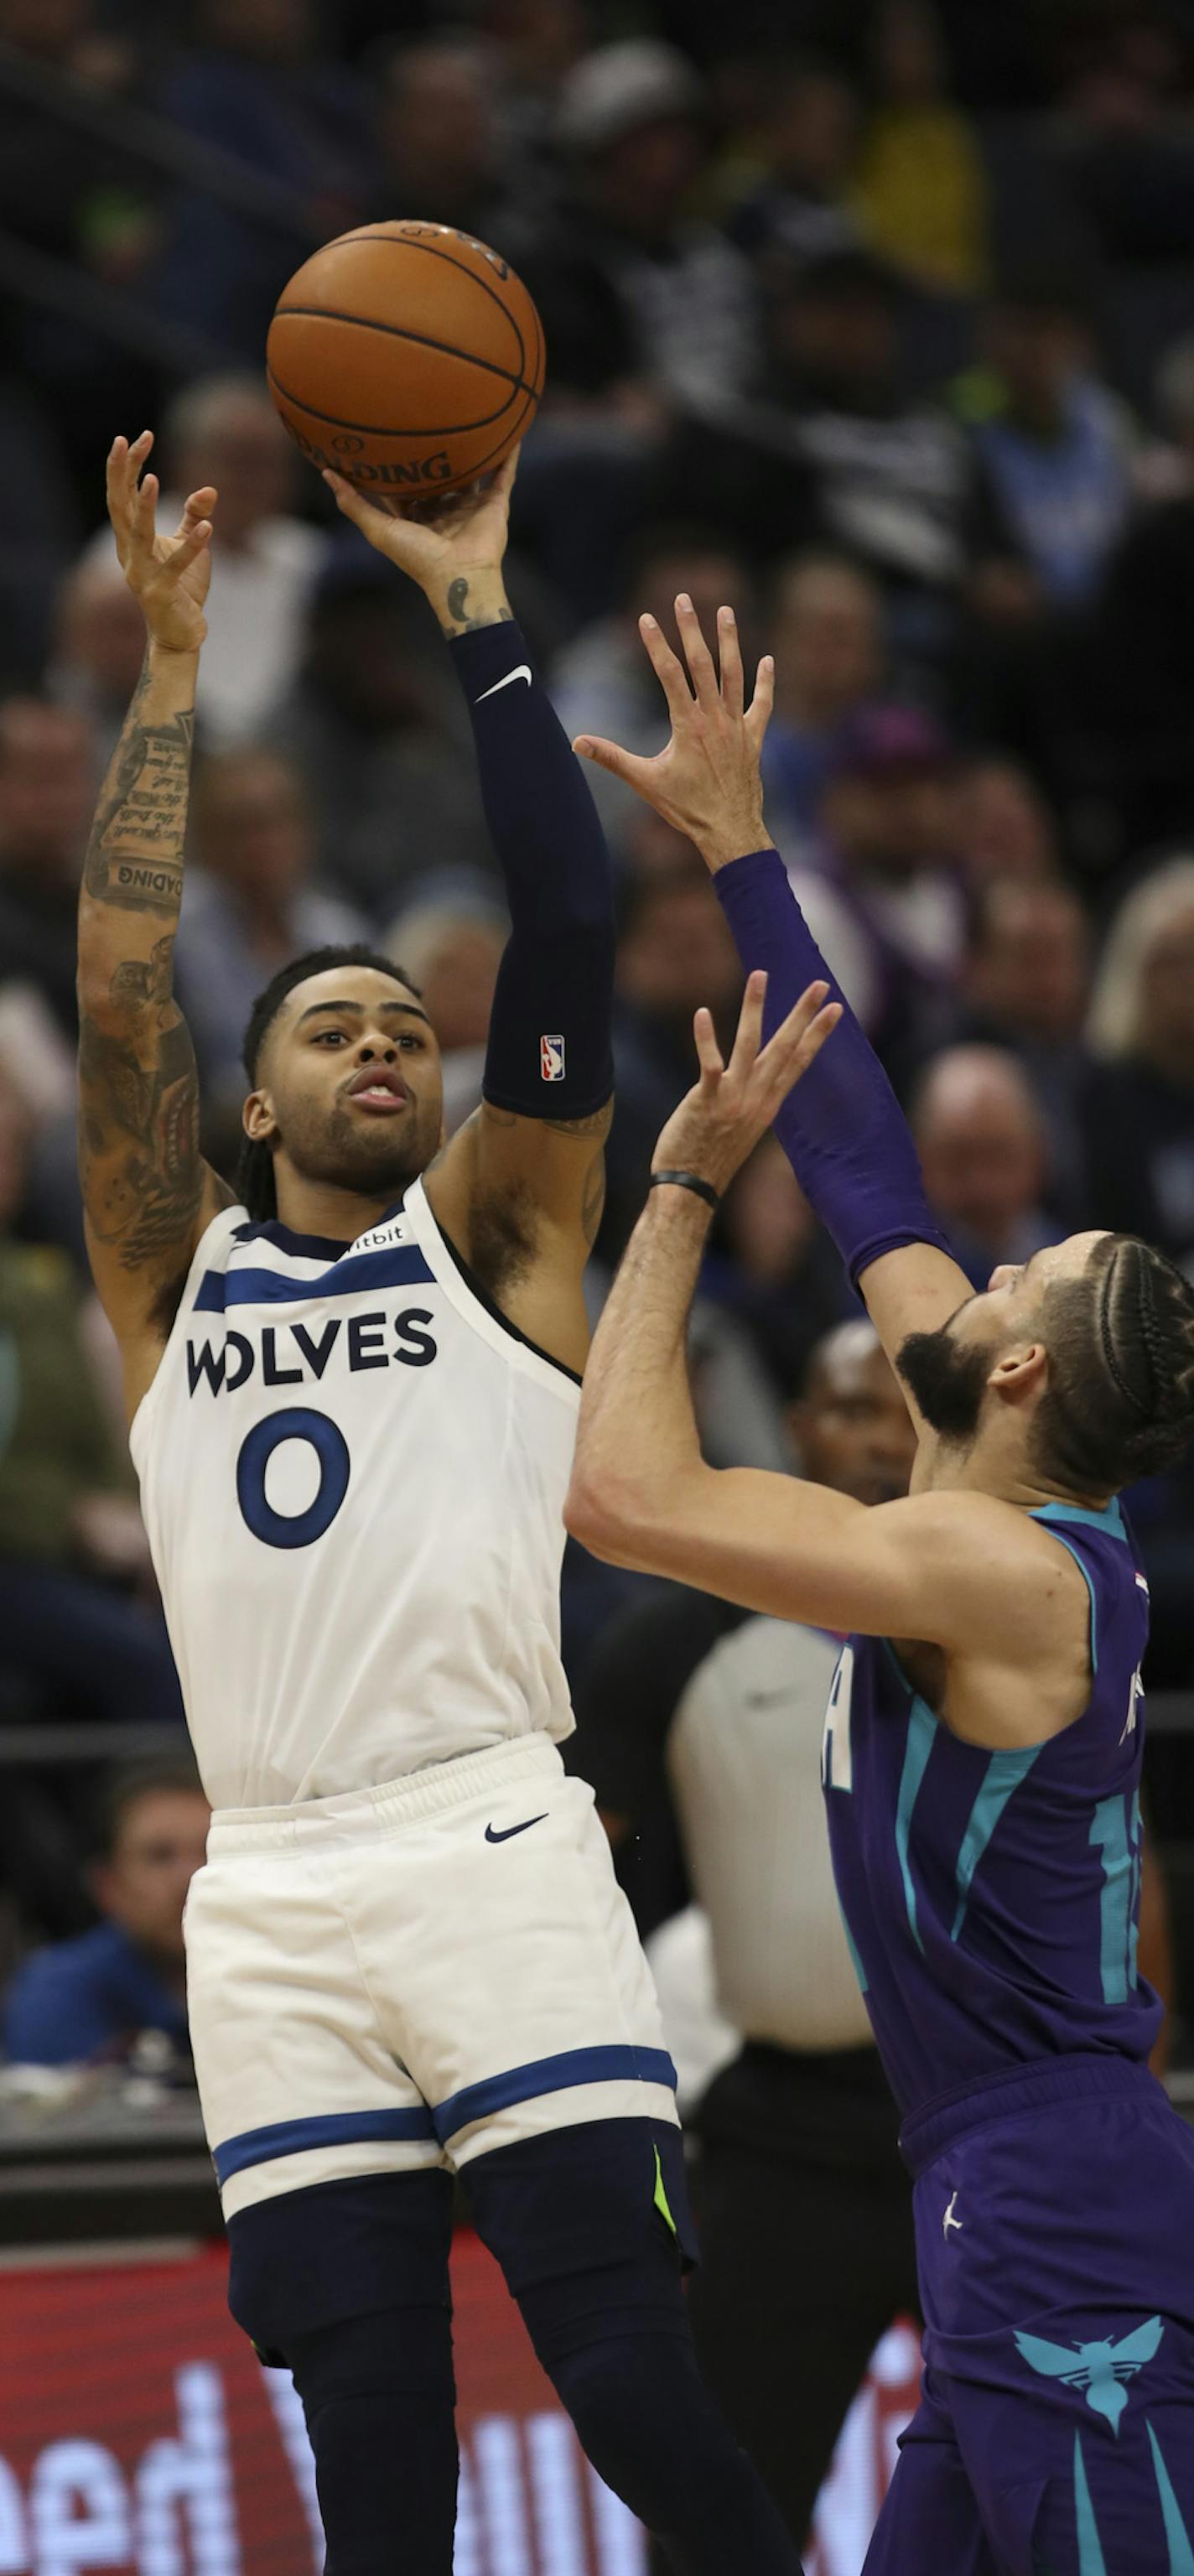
[236,944,422,1223]
[1036,1234,1194,1492]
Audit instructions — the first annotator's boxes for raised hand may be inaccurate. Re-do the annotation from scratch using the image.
[321,447,519,636]
[574,596,774,872]
[652,969,840,1199]
[106,432,216,655]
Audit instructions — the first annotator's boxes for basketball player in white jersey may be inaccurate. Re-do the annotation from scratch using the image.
[75,433,801,2573]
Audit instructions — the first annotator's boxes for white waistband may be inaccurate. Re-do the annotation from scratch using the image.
[207,1733,565,1854]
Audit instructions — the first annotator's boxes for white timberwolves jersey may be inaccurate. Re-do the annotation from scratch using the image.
[131,1178,579,1810]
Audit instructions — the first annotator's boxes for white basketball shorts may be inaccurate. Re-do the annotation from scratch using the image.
[184,1735,678,2220]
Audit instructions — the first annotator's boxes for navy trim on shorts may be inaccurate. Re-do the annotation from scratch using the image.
[213,2105,436,2184]
[433,2044,677,2143]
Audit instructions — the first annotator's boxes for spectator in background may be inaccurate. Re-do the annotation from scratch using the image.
[376,39,513,244]
[150,0,367,361]
[667,245,973,675]
[268,547,495,916]
[482,0,590,168]
[513,40,757,616]
[1094,367,1194,854]
[382,892,507,1137]
[700,1136,850,1405]
[913,1041,1055,1279]
[952,753,1062,891]
[851,0,989,294]
[795,703,963,1063]
[160,378,323,746]
[551,531,755,864]
[0,698,96,1046]
[958,273,1135,615]
[600,853,743,1261]
[958,875,1093,1213]
[0,1072,183,1727]
[82,381,326,747]
[3,1756,209,2070]
[533,40,757,415]
[174,745,366,1119]
[1054,14,1194,267]
[761,551,885,859]
[570,1324,919,2553]
[1084,856,1194,1270]
[722,50,861,267]
[49,550,147,770]
[0,375,80,692]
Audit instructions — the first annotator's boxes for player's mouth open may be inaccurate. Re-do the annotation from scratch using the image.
[345,1068,408,1114]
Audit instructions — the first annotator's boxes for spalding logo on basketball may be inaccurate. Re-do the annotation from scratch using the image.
[266,221,546,506]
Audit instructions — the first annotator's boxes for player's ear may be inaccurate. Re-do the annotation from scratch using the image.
[243,1087,278,1144]
[988,1339,1046,1403]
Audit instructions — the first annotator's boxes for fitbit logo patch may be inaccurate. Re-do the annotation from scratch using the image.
[541,1035,565,1082]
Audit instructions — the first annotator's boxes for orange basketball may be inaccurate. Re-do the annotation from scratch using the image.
[267,220,545,506]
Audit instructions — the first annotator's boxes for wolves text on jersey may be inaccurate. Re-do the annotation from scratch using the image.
[185,1309,438,1397]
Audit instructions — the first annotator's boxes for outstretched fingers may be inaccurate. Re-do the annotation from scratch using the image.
[674,594,719,709]
[572,732,654,792]
[637,612,694,725]
[693,1005,726,1087]
[760,984,840,1101]
[745,653,776,755]
[718,606,745,719]
[106,429,153,548]
[126,464,160,573]
[726,969,769,1080]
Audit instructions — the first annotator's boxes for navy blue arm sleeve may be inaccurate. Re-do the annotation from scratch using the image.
[448,621,615,1121]
[714,848,954,1290]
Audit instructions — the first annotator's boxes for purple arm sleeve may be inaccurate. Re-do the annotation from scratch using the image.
[449,621,615,1121]
[714,848,953,1290]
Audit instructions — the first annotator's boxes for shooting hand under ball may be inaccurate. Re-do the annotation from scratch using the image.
[321,446,518,640]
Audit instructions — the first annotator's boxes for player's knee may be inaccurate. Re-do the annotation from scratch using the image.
[547,2325,697,2466]
[288,2303,456,2413]
[288,2309,459,2576]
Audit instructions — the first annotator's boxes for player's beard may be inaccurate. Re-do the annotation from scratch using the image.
[284,1097,438,1203]
[896,1322,991,1447]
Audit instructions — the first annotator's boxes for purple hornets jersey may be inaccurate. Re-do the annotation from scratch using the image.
[823,1499,1161,2124]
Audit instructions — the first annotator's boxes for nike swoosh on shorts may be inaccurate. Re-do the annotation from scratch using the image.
[475,665,532,702]
[485,1814,548,1843]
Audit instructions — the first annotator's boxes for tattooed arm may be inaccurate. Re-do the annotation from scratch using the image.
[77,435,232,1416]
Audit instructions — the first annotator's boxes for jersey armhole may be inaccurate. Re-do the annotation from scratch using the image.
[405,1176,583,1401]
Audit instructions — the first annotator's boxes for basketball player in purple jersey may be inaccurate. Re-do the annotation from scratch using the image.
[566,597,1194,2574]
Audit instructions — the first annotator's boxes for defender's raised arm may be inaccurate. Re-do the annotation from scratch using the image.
[574,599,973,1431]
[77,434,232,1414]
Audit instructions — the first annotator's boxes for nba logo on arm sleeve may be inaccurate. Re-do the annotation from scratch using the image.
[541,1035,566,1083]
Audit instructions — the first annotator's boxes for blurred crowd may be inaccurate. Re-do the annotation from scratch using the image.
[2,0,1194,2070]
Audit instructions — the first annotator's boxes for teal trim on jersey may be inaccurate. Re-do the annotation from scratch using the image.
[1072,2435,1108,2576]
[1032,1523,1099,1675]
[895,1696,937,1955]
[1091,1793,1139,2003]
[1031,1498,1126,1541]
[1147,2422,1194,2573]
[1129,1788,1143,1992]
[838,1898,870,1993]
[951,1742,1043,1940]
